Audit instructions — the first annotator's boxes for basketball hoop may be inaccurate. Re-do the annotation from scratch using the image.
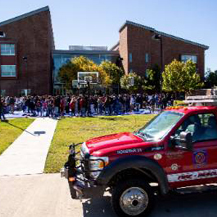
[77,72,99,96]
[77,72,99,85]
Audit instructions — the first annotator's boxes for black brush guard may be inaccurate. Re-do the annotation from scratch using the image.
[61,143,106,199]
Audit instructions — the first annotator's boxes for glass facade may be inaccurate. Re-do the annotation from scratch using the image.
[1,65,16,77]
[52,51,118,94]
[1,44,15,55]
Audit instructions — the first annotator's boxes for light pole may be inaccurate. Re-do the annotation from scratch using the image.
[23,56,28,96]
[152,34,163,93]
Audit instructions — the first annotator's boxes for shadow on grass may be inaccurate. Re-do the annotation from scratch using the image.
[5,121,35,136]
[99,117,128,121]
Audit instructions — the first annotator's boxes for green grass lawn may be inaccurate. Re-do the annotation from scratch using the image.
[44,114,155,173]
[0,118,34,155]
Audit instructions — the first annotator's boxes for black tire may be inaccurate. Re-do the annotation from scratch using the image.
[111,179,155,217]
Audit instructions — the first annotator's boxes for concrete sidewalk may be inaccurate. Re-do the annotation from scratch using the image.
[0,118,57,176]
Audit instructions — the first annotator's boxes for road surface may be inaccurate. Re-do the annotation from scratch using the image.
[0,174,216,217]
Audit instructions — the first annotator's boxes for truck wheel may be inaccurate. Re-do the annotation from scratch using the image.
[111,179,155,217]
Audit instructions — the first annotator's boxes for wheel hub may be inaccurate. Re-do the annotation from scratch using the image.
[120,187,149,216]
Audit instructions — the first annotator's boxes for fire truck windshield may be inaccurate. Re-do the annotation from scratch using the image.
[136,111,184,141]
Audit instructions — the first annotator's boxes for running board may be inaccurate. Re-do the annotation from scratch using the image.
[174,184,217,195]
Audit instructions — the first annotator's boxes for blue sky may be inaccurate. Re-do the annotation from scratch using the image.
[0,0,216,71]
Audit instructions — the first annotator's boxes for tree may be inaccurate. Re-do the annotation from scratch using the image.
[162,59,203,94]
[120,72,142,93]
[204,69,217,88]
[59,56,111,90]
[142,64,161,92]
[100,61,124,85]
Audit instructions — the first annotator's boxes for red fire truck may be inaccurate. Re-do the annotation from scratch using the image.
[62,94,217,217]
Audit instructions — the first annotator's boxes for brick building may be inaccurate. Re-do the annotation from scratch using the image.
[0,6,54,96]
[111,21,209,77]
[0,7,209,96]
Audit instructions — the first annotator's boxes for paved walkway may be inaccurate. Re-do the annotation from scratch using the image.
[0,118,57,176]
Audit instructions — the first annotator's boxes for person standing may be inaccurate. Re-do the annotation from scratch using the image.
[60,97,65,117]
[0,99,6,121]
[9,96,15,114]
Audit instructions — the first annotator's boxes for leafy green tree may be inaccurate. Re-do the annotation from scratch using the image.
[141,69,155,91]
[100,61,124,85]
[204,69,217,88]
[142,64,161,92]
[162,59,203,94]
[120,72,142,93]
[58,61,77,90]
[59,56,111,90]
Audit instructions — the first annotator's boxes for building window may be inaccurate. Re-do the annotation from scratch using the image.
[0,31,6,38]
[181,55,197,63]
[145,53,149,63]
[1,89,6,96]
[1,44,15,56]
[129,53,133,63]
[1,65,16,77]
[145,69,149,78]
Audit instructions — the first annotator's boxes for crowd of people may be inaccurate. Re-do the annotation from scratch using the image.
[0,93,174,120]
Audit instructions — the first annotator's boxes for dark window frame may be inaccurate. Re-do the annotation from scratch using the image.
[174,112,217,144]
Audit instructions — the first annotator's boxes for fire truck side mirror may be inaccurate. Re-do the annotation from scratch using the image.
[177,131,193,151]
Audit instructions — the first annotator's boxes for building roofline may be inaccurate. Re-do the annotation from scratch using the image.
[110,42,119,51]
[0,6,49,27]
[119,20,209,50]
[53,49,119,55]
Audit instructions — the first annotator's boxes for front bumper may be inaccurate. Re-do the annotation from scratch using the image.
[61,143,105,199]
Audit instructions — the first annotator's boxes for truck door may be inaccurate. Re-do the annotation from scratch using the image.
[166,113,217,188]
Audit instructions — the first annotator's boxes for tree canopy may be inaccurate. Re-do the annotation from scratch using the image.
[100,60,124,85]
[162,59,203,94]
[142,64,161,92]
[204,69,217,88]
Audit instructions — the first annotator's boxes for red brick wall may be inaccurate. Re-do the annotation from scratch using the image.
[119,24,206,78]
[0,10,54,96]
[119,26,129,74]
